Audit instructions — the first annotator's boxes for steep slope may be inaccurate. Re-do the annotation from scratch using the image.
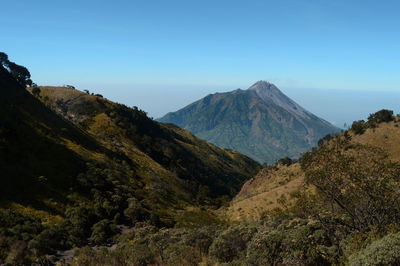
[0,66,103,207]
[158,81,339,163]
[0,65,188,227]
[31,86,260,201]
[0,55,261,264]
[0,59,260,225]
[227,115,400,222]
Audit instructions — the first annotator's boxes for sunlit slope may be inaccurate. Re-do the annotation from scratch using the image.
[31,86,261,200]
[351,120,400,161]
[228,118,400,221]
[0,61,260,225]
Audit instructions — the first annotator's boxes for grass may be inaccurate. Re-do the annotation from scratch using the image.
[227,163,304,221]
[227,120,400,222]
[352,120,400,161]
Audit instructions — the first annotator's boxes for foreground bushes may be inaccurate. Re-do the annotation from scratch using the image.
[350,232,400,266]
[71,220,338,266]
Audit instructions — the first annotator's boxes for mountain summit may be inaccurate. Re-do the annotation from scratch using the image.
[158,81,339,163]
[248,81,314,119]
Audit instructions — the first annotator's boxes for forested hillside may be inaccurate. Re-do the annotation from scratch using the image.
[2,52,400,265]
[70,111,400,265]
[0,53,259,264]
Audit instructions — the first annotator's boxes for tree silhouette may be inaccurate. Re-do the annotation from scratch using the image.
[0,51,33,87]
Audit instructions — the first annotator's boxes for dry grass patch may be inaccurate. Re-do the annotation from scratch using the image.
[227,163,304,221]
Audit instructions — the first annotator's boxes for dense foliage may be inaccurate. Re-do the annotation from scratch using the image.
[0,54,259,264]
[1,53,400,265]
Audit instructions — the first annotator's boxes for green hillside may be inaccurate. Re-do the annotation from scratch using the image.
[2,52,400,265]
[158,81,340,163]
[0,55,260,264]
[70,110,400,266]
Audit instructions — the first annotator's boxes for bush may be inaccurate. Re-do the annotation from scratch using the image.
[278,156,293,166]
[209,225,256,263]
[350,232,400,266]
[304,139,400,232]
[28,224,68,254]
[351,120,365,135]
[163,243,202,265]
[32,87,41,97]
[124,198,149,223]
[368,109,394,125]
[65,206,97,246]
[90,219,118,245]
[246,222,333,265]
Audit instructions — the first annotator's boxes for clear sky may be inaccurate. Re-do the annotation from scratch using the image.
[1,0,399,126]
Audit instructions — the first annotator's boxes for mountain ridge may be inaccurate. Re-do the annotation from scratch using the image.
[158,81,340,163]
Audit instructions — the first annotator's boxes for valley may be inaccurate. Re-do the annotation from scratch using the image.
[1,53,400,265]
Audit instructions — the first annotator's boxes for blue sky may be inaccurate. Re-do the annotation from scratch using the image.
[1,0,399,126]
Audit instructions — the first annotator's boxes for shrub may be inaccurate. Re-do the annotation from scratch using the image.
[368,109,394,125]
[246,222,333,265]
[32,87,41,97]
[124,198,149,223]
[90,219,118,245]
[350,120,365,135]
[163,243,202,266]
[209,225,256,263]
[65,206,97,246]
[304,139,400,232]
[278,156,293,166]
[28,224,68,254]
[350,232,400,266]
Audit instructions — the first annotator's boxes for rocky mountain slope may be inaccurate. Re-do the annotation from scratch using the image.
[158,81,339,163]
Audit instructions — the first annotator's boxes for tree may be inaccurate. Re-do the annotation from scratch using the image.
[0,52,33,87]
[351,120,365,135]
[0,52,8,65]
[7,61,32,87]
[303,138,400,232]
[32,87,41,97]
[368,109,394,125]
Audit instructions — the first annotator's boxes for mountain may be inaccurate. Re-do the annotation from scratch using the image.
[3,53,400,265]
[0,65,260,216]
[0,57,260,263]
[229,112,400,221]
[158,81,340,163]
[29,85,260,202]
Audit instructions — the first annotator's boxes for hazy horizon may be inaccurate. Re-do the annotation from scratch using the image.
[2,0,399,129]
[55,81,399,129]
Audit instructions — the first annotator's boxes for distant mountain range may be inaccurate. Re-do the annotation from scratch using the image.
[158,81,340,163]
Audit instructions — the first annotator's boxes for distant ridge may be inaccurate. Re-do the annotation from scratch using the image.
[158,81,340,163]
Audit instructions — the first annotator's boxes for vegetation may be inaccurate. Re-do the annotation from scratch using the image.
[349,232,400,266]
[350,109,395,135]
[158,81,340,163]
[1,52,400,265]
[0,53,260,264]
[0,52,32,87]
